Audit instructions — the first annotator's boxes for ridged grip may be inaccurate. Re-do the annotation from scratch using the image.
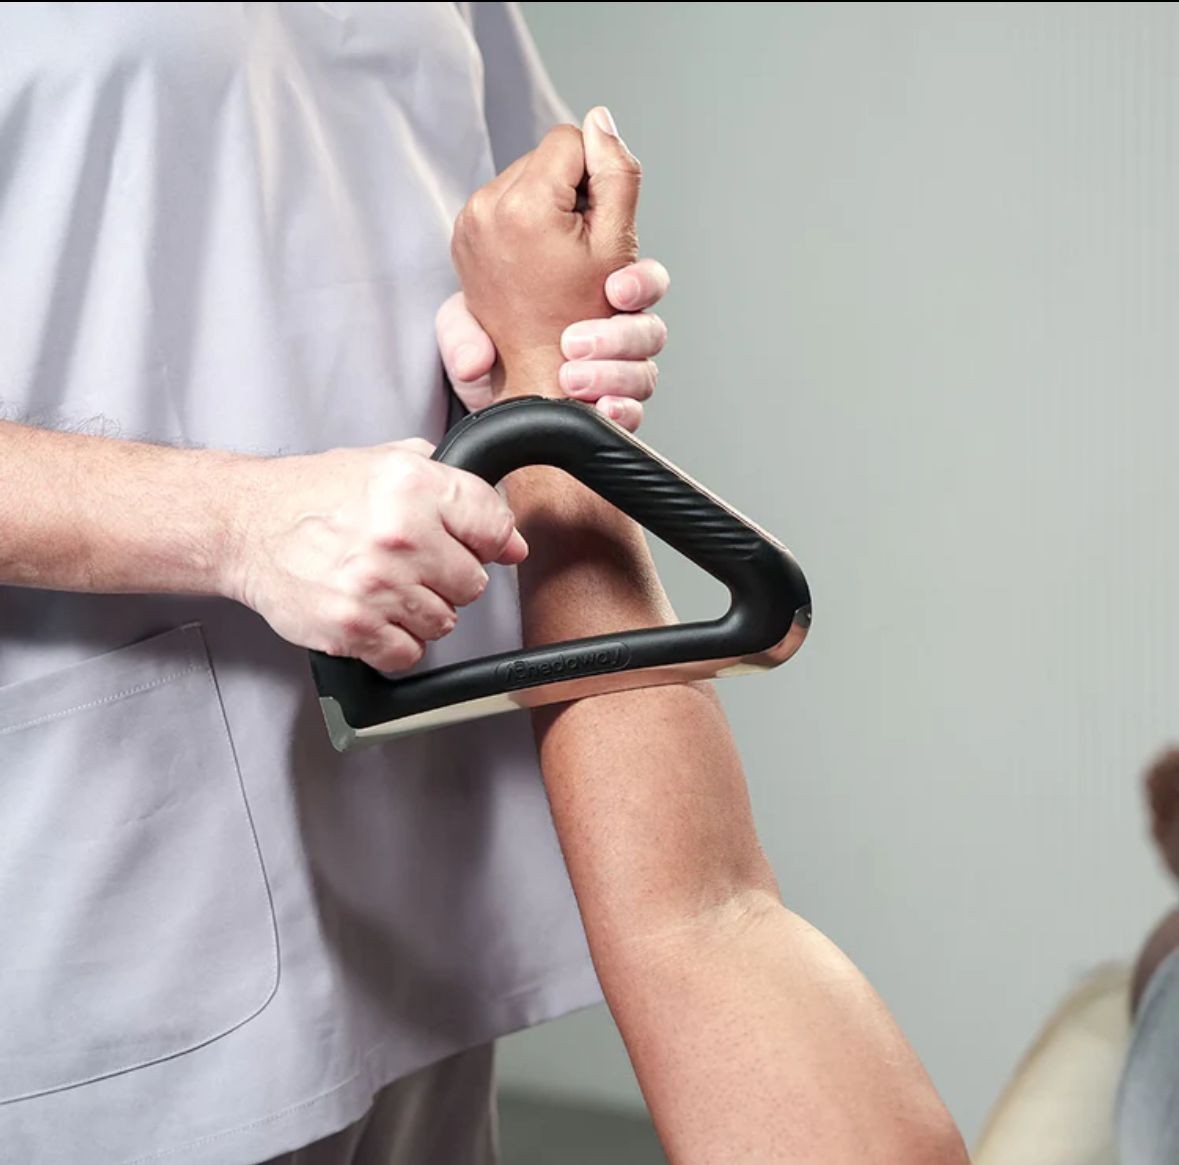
[579,446,763,563]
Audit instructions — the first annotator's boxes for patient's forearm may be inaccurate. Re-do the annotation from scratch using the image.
[504,368,966,1163]
[505,464,777,940]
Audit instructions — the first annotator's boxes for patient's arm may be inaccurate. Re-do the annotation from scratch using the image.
[453,109,967,1164]
[505,450,967,1165]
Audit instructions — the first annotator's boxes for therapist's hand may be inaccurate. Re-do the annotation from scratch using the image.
[448,108,658,430]
[437,256,668,433]
[225,441,526,673]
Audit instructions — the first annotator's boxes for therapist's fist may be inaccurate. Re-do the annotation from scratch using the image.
[451,107,658,426]
[224,443,526,673]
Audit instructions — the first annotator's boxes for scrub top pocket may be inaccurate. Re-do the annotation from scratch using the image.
[0,622,278,1103]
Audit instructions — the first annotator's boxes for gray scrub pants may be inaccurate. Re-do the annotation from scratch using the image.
[261,1045,497,1165]
[1117,949,1179,1164]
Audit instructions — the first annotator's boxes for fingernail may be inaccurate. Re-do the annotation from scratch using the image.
[454,342,481,379]
[563,330,596,359]
[562,364,595,394]
[608,272,642,308]
[593,106,618,137]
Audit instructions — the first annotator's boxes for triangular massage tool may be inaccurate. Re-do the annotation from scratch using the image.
[311,396,811,749]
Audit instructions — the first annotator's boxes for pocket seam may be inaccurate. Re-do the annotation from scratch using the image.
[0,661,206,738]
[0,629,281,1104]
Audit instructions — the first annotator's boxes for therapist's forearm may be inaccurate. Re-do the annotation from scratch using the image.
[0,415,531,674]
[0,420,238,594]
[504,357,966,1163]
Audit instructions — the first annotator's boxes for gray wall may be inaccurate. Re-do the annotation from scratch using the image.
[499,2,1179,1145]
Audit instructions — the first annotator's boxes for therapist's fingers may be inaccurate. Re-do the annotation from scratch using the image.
[562,312,667,361]
[582,106,641,251]
[373,584,457,644]
[352,625,427,676]
[594,396,643,432]
[559,359,658,404]
[605,258,671,313]
[436,292,495,383]
[436,292,496,410]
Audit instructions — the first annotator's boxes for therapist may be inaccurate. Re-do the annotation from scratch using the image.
[0,5,667,1163]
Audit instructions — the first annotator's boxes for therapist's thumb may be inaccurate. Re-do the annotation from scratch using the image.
[582,106,641,260]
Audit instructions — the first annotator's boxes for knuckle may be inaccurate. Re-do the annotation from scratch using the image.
[562,362,596,392]
[600,155,642,183]
[452,207,474,249]
[468,505,514,561]
[620,148,643,178]
[547,123,583,149]
[606,362,630,393]
[368,641,417,674]
[462,189,492,226]
[397,437,435,459]
[599,225,640,269]
[334,599,375,642]
[494,188,534,229]
[389,636,425,670]
[645,360,660,397]
[457,569,489,606]
[438,467,464,509]
[492,508,515,550]
[374,519,415,553]
[320,630,353,659]
[347,565,386,599]
[449,231,467,268]
[646,313,669,353]
[425,607,457,640]
[379,450,431,495]
[386,451,428,488]
[453,198,489,253]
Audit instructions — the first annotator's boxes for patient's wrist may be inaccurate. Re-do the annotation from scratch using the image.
[493,346,564,400]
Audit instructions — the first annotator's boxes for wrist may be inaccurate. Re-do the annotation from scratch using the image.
[205,451,262,604]
[494,346,565,400]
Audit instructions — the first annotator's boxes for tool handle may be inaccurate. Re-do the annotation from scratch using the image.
[309,397,810,737]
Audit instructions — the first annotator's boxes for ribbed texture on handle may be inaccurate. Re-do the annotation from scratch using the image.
[578,446,763,561]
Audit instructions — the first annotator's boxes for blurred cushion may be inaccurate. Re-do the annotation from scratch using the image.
[974,963,1132,1165]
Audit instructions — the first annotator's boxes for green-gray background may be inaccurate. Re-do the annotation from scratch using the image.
[501,2,1179,1144]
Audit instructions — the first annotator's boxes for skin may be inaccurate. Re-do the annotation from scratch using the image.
[438,255,670,433]
[452,106,970,1164]
[0,242,667,671]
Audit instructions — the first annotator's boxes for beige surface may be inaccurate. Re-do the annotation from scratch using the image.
[974,965,1132,1165]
